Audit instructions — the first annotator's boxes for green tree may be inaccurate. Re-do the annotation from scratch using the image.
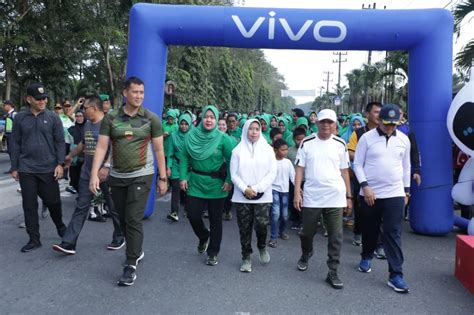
[453,0,474,73]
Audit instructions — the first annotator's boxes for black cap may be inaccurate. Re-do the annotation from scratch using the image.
[380,104,401,125]
[27,83,48,100]
[3,99,13,105]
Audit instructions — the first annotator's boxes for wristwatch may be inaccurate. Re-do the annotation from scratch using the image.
[159,177,167,182]
[103,162,112,168]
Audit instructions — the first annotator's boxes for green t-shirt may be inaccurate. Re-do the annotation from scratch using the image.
[179,133,235,199]
[227,127,242,141]
[100,106,163,178]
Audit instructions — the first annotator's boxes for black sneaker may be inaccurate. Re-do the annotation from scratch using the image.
[21,241,42,252]
[167,212,179,222]
[326,271,344,289]
[52,242,76,255]
[206,255,218,266]
[297,255,309,271]
[117,265,137,286]
[197,238,209,254]
[65,186,77,194]
[297,252,313,271]
[107,239,125,250]
[57,225,67,238]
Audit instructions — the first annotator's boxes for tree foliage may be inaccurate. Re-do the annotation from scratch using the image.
[1,0,292,114]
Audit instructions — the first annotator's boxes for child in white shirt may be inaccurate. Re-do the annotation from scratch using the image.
[269,139,295,247]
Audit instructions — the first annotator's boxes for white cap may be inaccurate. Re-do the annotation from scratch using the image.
[317,109,337,122]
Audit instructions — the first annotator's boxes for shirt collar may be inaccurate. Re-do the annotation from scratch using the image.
[376,126,397,137]
[118,105,145,117]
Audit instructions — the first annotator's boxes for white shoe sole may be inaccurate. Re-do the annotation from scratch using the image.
[387,280,410,293]
[118,274,137,286]
[107,241,126,250]
[358,266,372,273]
[52,244,76,255]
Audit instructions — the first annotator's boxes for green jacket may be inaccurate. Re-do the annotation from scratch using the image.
[180,133,236,199]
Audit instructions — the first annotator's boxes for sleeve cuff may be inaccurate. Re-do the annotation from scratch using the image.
[404,187,410,193]
[360,181,369,188]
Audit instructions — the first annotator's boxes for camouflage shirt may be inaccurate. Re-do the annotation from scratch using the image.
[99,105,163,178]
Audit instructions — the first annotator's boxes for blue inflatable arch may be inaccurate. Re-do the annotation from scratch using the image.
[127,4,453,236]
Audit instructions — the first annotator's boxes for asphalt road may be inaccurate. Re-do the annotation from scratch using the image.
[0,153,473,314]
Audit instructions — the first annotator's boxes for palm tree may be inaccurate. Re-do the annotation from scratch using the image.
[453,0,474,73]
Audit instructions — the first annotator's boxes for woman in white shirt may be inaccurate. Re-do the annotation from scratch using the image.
[231,119,277,273]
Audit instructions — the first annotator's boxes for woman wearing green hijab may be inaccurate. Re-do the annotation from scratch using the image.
[258,114,272,144]
[285,117,310,147]
[278,117,292,141]
[180,105,236,266]
[166,113,192,222]
[308,111,318,133]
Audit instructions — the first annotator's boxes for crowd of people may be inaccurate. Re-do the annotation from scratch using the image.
[5,77,422,293]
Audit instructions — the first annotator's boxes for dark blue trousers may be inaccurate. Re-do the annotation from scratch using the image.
[359,196,405,277]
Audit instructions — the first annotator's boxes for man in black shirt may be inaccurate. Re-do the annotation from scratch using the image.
[10,83,67,252]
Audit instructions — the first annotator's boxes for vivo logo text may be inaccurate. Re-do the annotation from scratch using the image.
[231,11,347,43]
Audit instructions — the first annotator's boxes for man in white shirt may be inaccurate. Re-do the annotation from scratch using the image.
[353,104,411,293]
[294,109,352,289]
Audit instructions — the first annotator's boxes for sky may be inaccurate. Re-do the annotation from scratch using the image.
[238,0,474,104]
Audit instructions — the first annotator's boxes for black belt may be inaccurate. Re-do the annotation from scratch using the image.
[191,168,220,179]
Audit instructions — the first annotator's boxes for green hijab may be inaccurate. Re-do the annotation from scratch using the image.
[172,114,192,153]
[185,105,222,161]
[278,117,292,140]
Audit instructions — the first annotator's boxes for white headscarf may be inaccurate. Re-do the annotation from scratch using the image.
[231,119,277,202]
[234,118,272,159]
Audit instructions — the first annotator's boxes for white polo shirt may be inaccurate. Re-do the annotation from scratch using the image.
[353,127,411,199]
[295,134,350,208]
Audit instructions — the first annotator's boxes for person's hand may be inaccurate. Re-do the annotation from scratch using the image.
[54,165,64,181]
[11,170,19,181]
[294,190,303,211]
[362,186,376,206]
[344,198,353,216]
[413,173,421,186]
[222,182,232,192]
[64,155,72,169]
[98,167,109,182]
[89,174,101,195]
[244,186,257,199]
[405,195,410,206]
[158,179,168,195]
[166,168,171,178]
[180,180,188,192]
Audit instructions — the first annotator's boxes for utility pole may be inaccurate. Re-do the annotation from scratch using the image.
[362,2,386,111]
[323,71,333,109]
[333,52,348,114]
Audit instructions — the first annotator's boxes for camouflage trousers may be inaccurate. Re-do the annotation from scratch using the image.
[235,202,271,259]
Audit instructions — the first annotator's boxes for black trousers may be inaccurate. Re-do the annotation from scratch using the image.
[19,172,65,243]
[186,196,225,256]
[5,133,12,171]
[69,161,83,192]
[62,177,123,246]
[170,178,185,214]
[360,196,405,277]
[351,176,362,235]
